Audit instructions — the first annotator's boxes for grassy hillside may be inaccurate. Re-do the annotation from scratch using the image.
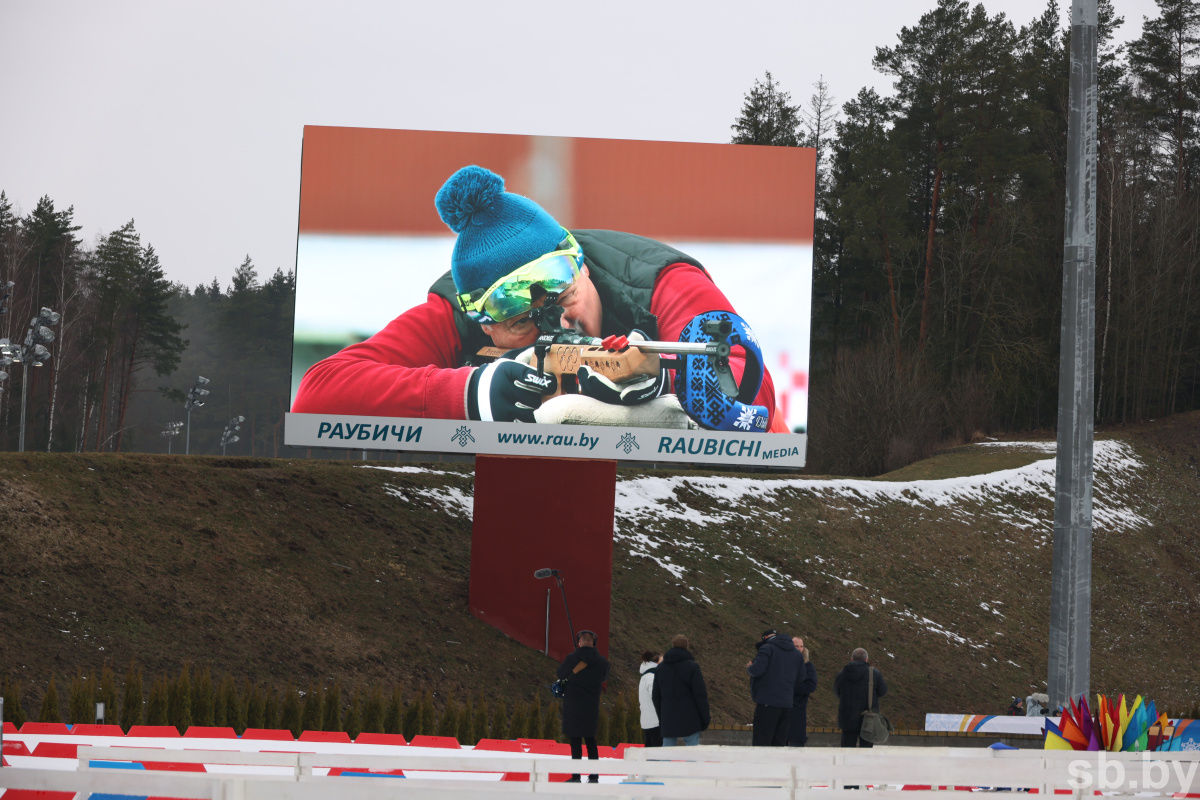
[2,412,1199,731]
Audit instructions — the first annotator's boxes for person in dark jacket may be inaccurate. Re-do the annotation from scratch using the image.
[833,647,887,747]
[788,636,818,746]
[556,629,610,782]
[746,628,803,746]
[651,634,711,746]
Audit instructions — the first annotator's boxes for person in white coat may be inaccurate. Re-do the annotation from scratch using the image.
[638,651,663,747]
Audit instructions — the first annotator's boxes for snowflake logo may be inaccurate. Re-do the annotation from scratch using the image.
[450,426,476,447]
[734,406,758,431]
[616,432,640,453]
[741,324,760,348]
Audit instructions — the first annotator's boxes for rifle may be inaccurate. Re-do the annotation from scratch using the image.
[477,302,771,432]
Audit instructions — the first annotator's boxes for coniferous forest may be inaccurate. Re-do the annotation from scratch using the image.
[2,0,1197,475]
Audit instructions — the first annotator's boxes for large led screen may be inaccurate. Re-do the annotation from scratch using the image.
[285,127,814,468]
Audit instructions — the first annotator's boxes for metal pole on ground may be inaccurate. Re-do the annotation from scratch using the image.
[1049,0,1097,711]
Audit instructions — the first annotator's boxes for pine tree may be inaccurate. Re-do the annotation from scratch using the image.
[417,691,435,737]
[471,694,489,745]
[401,695,420,740]
[146,677,169,726]
[300,686,323,733]
[731,71,802,146]
[363,686,385,735]
[280,687,302,737]
[192,666,215,727]
[501,705,520,743]
[2,676,28,727]
[383,687,403,735]
[436,696,460,738]
[458,696,475,745]
[1126,0,1200,192]
[168,665,192,731]
[120,666,144,731]
[38,677,61,723]
[322,683,344,733]
[262,686,280,730]
[245,683,267,730]
[97,667,119,726]
[345,688,366,739]
[67,673,94,725]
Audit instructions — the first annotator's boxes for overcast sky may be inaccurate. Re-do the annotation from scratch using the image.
[1,0,1161,290]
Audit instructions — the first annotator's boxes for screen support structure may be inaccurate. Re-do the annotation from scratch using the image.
[468,456,615,662]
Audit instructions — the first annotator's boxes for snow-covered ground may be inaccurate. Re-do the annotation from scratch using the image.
[364,439,1150,665]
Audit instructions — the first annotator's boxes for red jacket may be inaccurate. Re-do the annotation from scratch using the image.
[293,263,783,429]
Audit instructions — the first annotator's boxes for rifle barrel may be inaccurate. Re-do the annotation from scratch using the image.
[628,341,716,356]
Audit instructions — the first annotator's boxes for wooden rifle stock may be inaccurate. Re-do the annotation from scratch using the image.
[475,343,660,398]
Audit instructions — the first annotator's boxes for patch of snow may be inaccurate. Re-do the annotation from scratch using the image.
[380,483,472,516]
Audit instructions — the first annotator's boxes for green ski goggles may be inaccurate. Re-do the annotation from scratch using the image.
[456,232,583,324]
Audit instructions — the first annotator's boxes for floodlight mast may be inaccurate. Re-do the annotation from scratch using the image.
[184,375,211,455]
[221,415,245,455]
[161,421,184,454]
[3,306,63,453]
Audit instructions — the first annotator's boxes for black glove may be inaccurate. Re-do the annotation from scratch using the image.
[576,331,668,405]
[576,365,667,405]
[466,359,557,422]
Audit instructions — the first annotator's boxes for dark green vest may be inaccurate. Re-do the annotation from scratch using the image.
[429,229,707,364]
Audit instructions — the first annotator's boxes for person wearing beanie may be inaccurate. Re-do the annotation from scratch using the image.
[746,628,803,746]
[293,164,783,431]
[556,629,609,783]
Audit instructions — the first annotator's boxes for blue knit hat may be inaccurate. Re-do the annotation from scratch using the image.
[434,165,565,295]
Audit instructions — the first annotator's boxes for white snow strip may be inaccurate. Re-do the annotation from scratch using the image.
[360,465,468,478]
[612,439,1148,533]
[381,483,473,516]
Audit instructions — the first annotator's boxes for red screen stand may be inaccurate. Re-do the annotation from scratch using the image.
[469,455,616,661]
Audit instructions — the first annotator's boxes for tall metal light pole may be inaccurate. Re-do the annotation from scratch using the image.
[161,421,184,454]
[184,375,211,455]
[0,306,62,453]
[1049,0,1098,712]
[221,415,245,455]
